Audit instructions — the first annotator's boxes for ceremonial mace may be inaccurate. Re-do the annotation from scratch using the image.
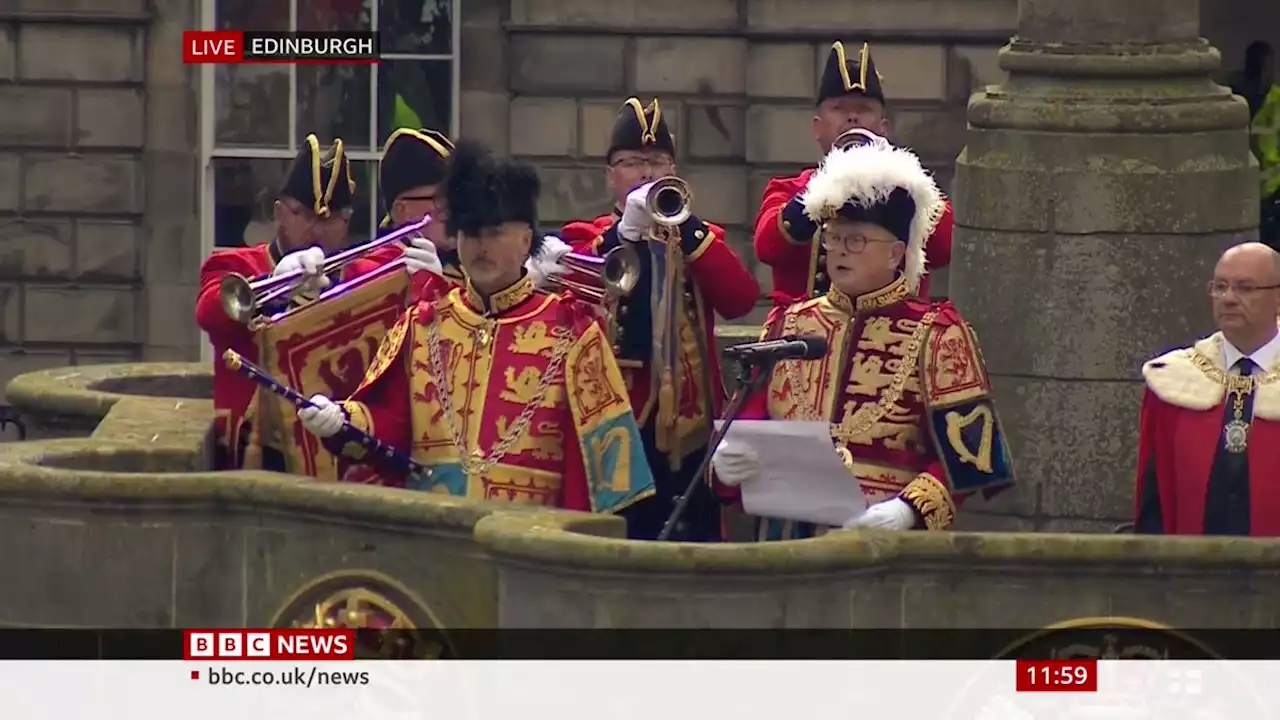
[221,349,433,486]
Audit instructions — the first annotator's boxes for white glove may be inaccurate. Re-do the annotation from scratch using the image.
[843,497,917,531]
[297,394,345,438]
[525,236,573,290]
[616,183,654,242]
[404,235,444,276]
[273,246,330,291]
[711,439,761,487]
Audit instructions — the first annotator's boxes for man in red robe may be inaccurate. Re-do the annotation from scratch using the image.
[753,41,953,301]
[196,135,360,469]
[712,136,1013,540]
[558,97,760,540]
[1134,241,1280,536]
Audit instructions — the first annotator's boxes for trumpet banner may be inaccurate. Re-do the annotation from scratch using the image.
[256,266,411,479]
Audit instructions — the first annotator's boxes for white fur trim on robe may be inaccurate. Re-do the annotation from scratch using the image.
[1142,332,1280,420]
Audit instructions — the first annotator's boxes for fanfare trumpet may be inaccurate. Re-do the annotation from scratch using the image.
[833,127,887,150]
[219,215,432,325]
[547,244,642,304]
[646,176,692,227]
[222,349,432,486]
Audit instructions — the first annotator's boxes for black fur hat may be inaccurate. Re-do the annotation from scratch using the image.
[442,140,544,256]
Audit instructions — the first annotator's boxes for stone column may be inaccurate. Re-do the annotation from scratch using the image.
[950,0,1257,531]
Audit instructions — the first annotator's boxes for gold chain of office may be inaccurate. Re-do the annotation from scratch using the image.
[426,320,573,476]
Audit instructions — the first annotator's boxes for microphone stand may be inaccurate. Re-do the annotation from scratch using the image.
[657,357,776,542]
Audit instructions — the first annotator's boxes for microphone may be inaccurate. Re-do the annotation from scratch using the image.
[723,335,828,365]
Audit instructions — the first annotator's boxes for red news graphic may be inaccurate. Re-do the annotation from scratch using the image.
[182,31,379,64]
[1015,659,1099,692]
[184,629,356,660]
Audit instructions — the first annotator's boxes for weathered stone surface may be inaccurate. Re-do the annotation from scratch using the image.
[0,349,73,403]
[0,221,74,279]
[892,106,969,163]
[681,165,749,226]
[579,100,622,159]
[509,98,579,157]
[949,45,1006,99]
[24,155,142,214]
[746,0,1017,35]
[18,25,142,83]
[633,38,747,96]
[0,87,72,146]
[536,165,611,224]
[817,42,948,102]
[144,284,198,349]
[0,284,22,344]
[458,90,510,155]
[3,0,148,16]
[77,221,141,280]
[0,155,16,212]
[685,104,746,160]
[459,25,506,91]
[745,105,819,165]
[951,0,1253,529]
[509,35,626,94]
[0,27,13,80]
[77,88,145,148]
[748,43,815,100]
[509,0,740,29]
[24,286,137,344]
[74,349,141,365]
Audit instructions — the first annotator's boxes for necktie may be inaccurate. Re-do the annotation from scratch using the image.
[1221,357,1257,453]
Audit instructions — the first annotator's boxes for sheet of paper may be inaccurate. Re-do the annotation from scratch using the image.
[715,420,868,527]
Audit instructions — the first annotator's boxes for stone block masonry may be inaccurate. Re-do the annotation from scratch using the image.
[0,13,160,401]
[493,0,1016,312]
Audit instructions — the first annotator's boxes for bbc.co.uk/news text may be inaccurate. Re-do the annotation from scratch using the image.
[194,666,369,687]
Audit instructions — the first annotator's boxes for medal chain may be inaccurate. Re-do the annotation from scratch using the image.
[427,320,572,476]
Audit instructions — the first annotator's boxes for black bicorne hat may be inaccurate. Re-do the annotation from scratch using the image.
[279,134,356,217]
[607,97,676,160]
[817,41,885,106]
[380,128,453,209]
[442,139,544,256]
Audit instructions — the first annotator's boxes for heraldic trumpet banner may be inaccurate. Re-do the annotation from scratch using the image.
[256,265,411,479]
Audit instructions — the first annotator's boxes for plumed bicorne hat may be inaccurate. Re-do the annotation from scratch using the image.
[379,128,454,227]
[442,139,545,257]
[800,140,944,294]
[607,97,676,160]
[279,134,355,216]
[817,41,885,106]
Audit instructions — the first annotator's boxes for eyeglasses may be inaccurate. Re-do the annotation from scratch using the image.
[821,233,894,254]
[1207,280,1280,297]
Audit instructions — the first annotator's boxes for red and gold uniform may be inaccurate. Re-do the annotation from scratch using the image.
[326,274,656,513]
[197,135,356,469]
[724,278,1013,539]
[345,128,464,294]
[753,42,954,302]
[1134,333,1280,536]
[561,97,760,540]
[717,135,1013,540]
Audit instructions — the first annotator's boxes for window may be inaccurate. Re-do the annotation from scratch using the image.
[198,0,459,251]
[197,0,458,360]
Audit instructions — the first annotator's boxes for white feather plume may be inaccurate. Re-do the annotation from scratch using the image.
[525,235,573,291]
[800,142,944,294]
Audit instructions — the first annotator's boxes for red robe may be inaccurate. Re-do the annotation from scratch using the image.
[1133,333,1280,536]
[196,240,436,469]
[752,170,954,300]
[714,276,1015,541]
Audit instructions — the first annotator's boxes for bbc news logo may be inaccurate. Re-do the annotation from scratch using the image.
[182,31,379,64]
[184,629,356,660]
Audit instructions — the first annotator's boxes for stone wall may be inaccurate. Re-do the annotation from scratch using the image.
[459,0,1019,319]
[0,0,201,405]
